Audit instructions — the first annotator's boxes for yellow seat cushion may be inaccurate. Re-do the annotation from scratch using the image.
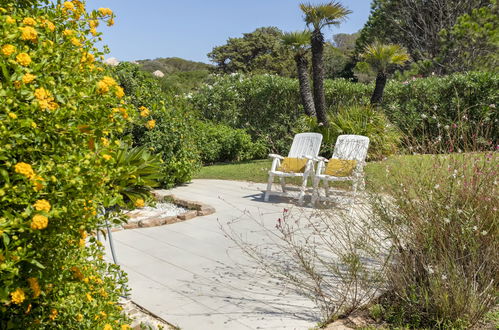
[278,157,307,173]
[324,159,357,177]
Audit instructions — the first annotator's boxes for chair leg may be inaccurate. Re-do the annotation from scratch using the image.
[298,173,309,205]
[311,176,320,205]
[279,176,286,193]
[324,180,330,198]
[264,173,274,202]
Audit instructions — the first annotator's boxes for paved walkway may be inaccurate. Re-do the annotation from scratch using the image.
[105,180,321,330]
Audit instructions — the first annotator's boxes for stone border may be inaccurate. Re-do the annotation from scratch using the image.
[120,194,216,230]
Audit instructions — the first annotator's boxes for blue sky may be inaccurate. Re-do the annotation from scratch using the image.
[85,0,373,64]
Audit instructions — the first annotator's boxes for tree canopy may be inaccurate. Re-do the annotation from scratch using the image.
[208,27,296,77]
[356,0,494,74]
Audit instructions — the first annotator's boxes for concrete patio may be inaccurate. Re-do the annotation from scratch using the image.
[104,179,322,330]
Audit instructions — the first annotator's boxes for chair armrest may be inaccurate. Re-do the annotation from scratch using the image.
[302,155,317,161]
[268,153,284,160]
[316,156,328,162]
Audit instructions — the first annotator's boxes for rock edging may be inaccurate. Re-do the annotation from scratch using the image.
[121,194,216,230]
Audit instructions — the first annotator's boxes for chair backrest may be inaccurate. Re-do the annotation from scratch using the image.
[287,133,323,158]
[332,135,370,163]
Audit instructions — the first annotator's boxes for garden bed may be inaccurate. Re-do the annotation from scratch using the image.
[119,194,216,230]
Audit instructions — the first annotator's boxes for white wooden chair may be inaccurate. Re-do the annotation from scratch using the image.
[311,135,370,205]
[264,133,323,204]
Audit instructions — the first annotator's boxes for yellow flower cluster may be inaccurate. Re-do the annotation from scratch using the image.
[16,53,31,66]
[41,19,55,31]
[97,76,119,95]
[11,288,25,304]
[139,106,149,117]
[134,199,145,208]
[71,37,82,47]
[102,154,112,161]
[70,266,84,280]
[115,86,125,98]
[1,44,15,56]
[20,26,38,41]
[62,1,75,11]
[27,277,41,298]
[112,107,128,119]
[63,29,74,36]
[103,324,112,330]
[34,87,58,110]
[14,162,36,179]
[98,8,113,16]
[14,162,44,190]
[49,309,58,321]
[31,214,48,230]
[81,51,95,64]
[22,73,36,84]
[34,199,51,212]
[145,120,156,129]
[22,17,36,26]
[5,16,15,24]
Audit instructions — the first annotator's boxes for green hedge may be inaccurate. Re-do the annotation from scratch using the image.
[194,122,266,164]
[191,72,498,154]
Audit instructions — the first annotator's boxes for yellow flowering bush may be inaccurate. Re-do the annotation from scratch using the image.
[0,1,133,327]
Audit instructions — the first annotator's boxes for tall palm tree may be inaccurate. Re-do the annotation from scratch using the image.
[360,41,410,105]
[300,2,351,125]
[282,31,315,117]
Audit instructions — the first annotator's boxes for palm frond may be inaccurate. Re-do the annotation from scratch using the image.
[300,2,351,30]
[281,30,311,51]
[361,41,410,72]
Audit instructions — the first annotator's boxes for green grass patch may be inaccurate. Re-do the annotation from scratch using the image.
[194,153,487,189]
[194,156,421,186]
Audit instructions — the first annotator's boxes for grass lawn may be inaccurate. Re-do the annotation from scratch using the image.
[194,153,482,188]
[193,156,410,187]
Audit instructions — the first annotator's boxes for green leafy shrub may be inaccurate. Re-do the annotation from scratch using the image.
[0,1,136,327]
[296,105,402,160]
[194,121,266,164]
[191,72,497,155]
[383,71,499,151]
[191,73,303,154]
[112,146,162,205]
[112,62,201,187]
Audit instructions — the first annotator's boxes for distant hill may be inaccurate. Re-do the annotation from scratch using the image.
[134,57,213,94]
[137,57,213,75]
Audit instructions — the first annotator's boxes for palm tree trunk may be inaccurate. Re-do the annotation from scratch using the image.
[295,54,315,117]
[311,29,328,125]
[371,71,387,105]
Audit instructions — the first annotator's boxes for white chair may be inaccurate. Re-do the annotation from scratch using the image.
[311,135,370,205]
[264,133,323,204]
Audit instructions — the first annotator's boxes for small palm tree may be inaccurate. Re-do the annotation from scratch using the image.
[360,41,410,105]
[282,31,315,117]
[300,1,351,125]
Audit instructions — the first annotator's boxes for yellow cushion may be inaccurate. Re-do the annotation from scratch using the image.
[324,159,357,177]
[278,157,307,173]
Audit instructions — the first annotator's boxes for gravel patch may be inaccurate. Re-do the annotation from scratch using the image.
[125,202,187,223]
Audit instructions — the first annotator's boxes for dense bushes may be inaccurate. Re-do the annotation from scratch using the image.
[383,72,499,151]
[113,62,201,187]
[194,122,266,164]
[191,73,303,154]
[191,72,498,154]
[0,2,132,327]
[299,105,401,160]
